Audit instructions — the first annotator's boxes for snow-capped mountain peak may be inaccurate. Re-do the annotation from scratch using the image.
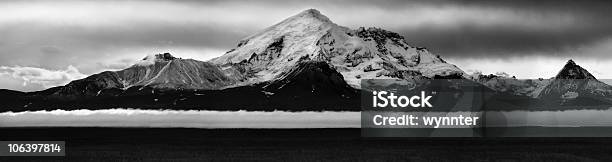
[210,9,339,64]
[210,9,465,88]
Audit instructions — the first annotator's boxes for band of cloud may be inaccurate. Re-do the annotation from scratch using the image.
[0,65,86,90]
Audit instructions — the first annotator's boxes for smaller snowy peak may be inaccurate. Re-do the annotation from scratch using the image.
[135,53,179,66]
[555,59,596,79]
[144,53,178,62]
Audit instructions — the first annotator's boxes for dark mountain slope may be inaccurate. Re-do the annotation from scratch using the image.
[538,60,612,106]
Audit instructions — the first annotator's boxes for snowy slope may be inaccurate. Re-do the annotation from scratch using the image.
[210,9,341,83]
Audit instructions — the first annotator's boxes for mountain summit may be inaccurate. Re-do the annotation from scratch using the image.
[554,59,596,79]
[134,53,178,66]
[210,9,338,65]
[538,59,612,102]
[210,9,465,88]
[287,9,333,24]
[146,53,177,61]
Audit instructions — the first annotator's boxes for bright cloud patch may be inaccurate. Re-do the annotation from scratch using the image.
[0,65,86,89]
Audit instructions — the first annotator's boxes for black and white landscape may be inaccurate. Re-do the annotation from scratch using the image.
[2,1,612,161]
[0,8,610,131]
[1,8,611,113]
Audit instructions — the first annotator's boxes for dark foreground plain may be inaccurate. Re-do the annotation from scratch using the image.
[1,128,612,161]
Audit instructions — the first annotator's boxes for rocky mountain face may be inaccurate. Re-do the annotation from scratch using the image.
[553,60,596,80]
[37,53,237,98]
[473,60,612,99]
[262,60,358,103]
[118,54,236,90]
[471,60,612,108]
[538,60,612,105]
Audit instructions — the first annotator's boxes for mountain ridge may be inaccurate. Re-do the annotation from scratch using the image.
[471,59,612,103]
[537,59,612,103]
[34,53,238,98]
[1,9,611,111]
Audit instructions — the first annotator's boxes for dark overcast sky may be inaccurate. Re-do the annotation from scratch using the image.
[1,0,612,91]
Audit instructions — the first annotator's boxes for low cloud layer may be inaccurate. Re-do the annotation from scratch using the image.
[3,109,612,128]
[0,109,361,128]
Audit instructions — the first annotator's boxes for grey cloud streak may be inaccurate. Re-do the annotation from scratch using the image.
[400,23,612,58]
[2,0,611,63]
[0,22,246,72]
[359,0,612,59]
